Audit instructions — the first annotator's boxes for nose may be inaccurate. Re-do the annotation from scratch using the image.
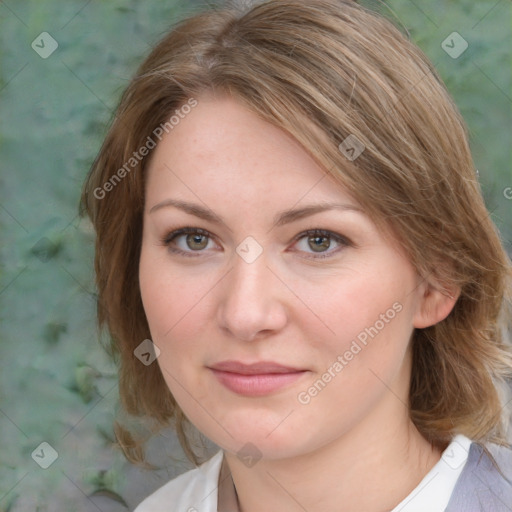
[216,245,288,342]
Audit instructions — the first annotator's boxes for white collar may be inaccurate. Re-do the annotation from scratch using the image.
[134,450,224,511]
[390,434,472,512]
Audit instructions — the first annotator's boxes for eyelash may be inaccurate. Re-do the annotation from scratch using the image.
[160,227,351,260]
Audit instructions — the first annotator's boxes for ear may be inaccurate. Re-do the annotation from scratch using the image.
[413,280,460,329]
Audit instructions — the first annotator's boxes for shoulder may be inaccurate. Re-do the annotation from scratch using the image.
[134,450,224,512]
[446,441,512,512]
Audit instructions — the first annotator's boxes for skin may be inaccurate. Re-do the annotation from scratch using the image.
[139,93,459,512]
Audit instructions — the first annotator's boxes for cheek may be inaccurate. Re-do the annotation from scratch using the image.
[139,248,212,341]
[297,262,413,352]
[138,249,219,402]
[297,267,416,410]
[291,281,413,445]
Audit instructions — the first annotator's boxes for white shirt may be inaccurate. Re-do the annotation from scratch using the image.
[134,434,472,511]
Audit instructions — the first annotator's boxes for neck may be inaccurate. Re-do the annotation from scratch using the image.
[224,393,444,512]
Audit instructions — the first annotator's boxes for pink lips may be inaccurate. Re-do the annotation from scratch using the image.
[208,360,307,396]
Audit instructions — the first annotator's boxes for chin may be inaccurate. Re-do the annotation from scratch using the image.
[203,411,315,461]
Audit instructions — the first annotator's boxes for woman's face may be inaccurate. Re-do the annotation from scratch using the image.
[139,94,432,460]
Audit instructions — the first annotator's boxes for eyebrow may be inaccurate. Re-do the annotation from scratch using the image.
[148,199,364,230]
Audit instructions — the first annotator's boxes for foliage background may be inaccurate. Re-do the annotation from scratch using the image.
[0,0,511,510]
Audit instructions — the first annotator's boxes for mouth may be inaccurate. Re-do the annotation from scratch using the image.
[208,360,308,396]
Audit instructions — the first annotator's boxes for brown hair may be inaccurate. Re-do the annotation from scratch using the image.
[80,0,512,465]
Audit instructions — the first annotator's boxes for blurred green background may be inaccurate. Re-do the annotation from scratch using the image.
[0,0,511,510]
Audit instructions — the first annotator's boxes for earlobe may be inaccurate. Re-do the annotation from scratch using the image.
[413,283,460,329]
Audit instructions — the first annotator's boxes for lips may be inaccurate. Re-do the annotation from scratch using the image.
[210,360,302,374]
[208,360,307,396]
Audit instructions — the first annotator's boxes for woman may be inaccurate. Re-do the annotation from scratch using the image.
[80,0,512,510]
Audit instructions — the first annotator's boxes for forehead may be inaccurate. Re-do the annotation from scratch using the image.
[144,95,358,209]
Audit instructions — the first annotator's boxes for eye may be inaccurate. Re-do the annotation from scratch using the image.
[161,227,217,257]
[291,229,351,259]
[160,227,351,259]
